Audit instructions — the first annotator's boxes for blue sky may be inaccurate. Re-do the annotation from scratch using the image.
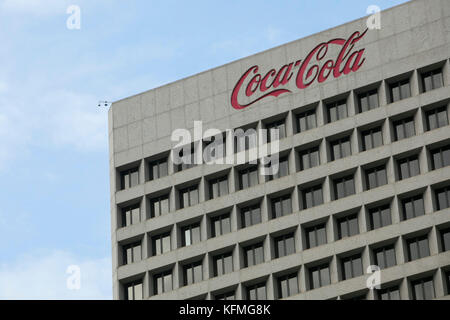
[0,0,409,299]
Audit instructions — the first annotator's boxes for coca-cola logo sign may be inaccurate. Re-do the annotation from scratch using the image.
[231,29,368,110]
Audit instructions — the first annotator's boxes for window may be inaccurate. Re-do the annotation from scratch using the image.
[121,204,140,227]
[211,214,231,238]
[278,273,299,298]
[271,195,292,219]
[122,241,142,265]
[149,158,168,180]
[238,166,258,190]
[411,277,435,300]
[426,106,448,131]
[327,99,348,123]
[337,214,359,239]
[215,291,235,300]
[204,135,226,163]
[274,233,295,258]
[267,156,289,180]
[393,117,415,141]
[234,127,257,152]
[150,195,170,218]
[183,261,203,286]
[243,243,264,267]
[365,165,387,190]
[125,281,143,300]
[153,270,172,295]
[377,286,400,300]
[358,89,379,113]
[241,205,261,228]
[333,175,355,200]
[305,224,327,249]
[120,167,139,190]
[152,233,171,256]
[361,127,383,151]
[441,228,450,252]
[296,109,317,132]
[213,252,233,277]
[402,195,425,220]
[421,68,444,92]
[265,119,286,142]
[309,264,331,289]
[430,145,450,170]
[299,147,320,170]
[397,155,420,180]
[341,254,363,280]
[247,283,266,300]
[435,186,450,211]
[179,185,199,209]
[330,137,351,161]
[209,176,229,199]
[373,245,396,269]
[407,235,430,261]
[181,223,201,247]
[176,146,196,171]
[301,185,323,209]
[389,79,411,103]
[368,204,392,230]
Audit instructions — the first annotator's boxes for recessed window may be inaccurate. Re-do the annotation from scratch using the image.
[121,204,140,227]
[402,195,425,220]
[411,277,435,300]
[125,280,143,300]
[298,146,320,170]
[337,214,359,239]
[183,261,203,286]
[333,175,355,200]
[361,127,383,151]
[341,254,363,280]
[430,145,450,170]
[305,224,327,249]
[176,146,196,172]
[326,99,348,123]
[296,109,317,133]
[120,167,139,190]
[150,194,170,218]
[365,165,387,190]
[421,68,444,92]
[241,204,261,228]
[204,135,226,163]
[153,270,172,295]
[330,136,352,161]
[274,233,295,258]
[215,291,235,300]
[406,235,430,261]
[441,228,450,252]
[426,106,448,131]
[309,263,331,290]
[122,241,142,265]
[271,194,292,219]
[278,273,299,298]
[377,286,400,300]
[243,243,264,267]
[435,186,450,211]
[181,223,201,247]
[149,158,168,181]
[238,166,258,190]
[179,185,199,209]
[246,282,266,300]
[209,176,229,200]
[152,232,171,256]
[373,244,396,269]
[211,214,231,238]
[358,89,379,113]
[234,127,257,152]
[368,204,392,230]
[397,155,420,180]
[267,156,289,180]
[301,185,324,209]
[393,117,415,141]
[389,79,411,103]
[213,252,233,277]
[265,119,286,142]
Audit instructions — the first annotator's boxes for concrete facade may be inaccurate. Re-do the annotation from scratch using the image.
[108,0,450,300]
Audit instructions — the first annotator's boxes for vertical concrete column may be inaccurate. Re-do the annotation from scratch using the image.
[319,138,327,165]
[415,106,425,135]
[141,194,148,221]
[443,60,450,87]
[410,70,420,97]
[351,128,359,159]
[379,81,388,107]
[199,177,206,203]
[143,272,150,299]
[200,215,207,245]
[359,207,368,233]
[285,110,294,137]
[266,274,275,300]
[330,255,339,284]
[288,149,296,176]
[361,246,371,280]
[395,236,406,265]
[235,283,243,299]
[354,166,364,195]
[317,101,326,127]
[203,253,210,283]
[261,195,270,223]
[228,167,236,193]
[323,176,332,204]
[326,216,335,244]
[386,157,395,185]
[391,196,402,225]
[434,269,445,298]
[139,159,145,187]
[291,185,300,213]
[429,226,439,256]
[399,278,410,300]
[174,262,181,290]
[347,91,357,117]
[423,186,433,215]
[299,266,307,293]
[382,118,393,145]
[419,146,429,175]
[142,233,148,260]
[231,205,239,232]
[263,235,271,264]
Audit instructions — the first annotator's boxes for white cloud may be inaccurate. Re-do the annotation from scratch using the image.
[0,250,112,299]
